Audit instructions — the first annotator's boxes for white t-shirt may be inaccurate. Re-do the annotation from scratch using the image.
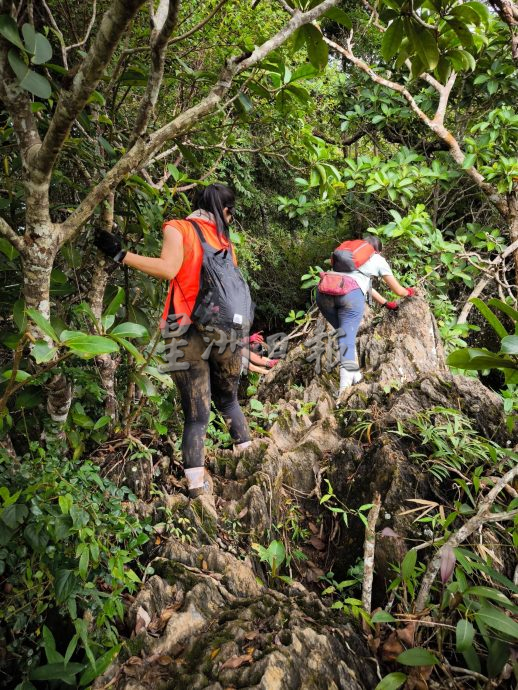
[346,254,393,295]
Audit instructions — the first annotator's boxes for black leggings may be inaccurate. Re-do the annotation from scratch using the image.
[165,325,250,469]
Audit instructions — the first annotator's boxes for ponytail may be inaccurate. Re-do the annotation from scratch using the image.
[363,235,382,252]
[196,183,235,240]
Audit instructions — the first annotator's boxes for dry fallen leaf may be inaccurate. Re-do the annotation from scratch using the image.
[237,507,248,519]
[244,631,259,641]
[157,655,173,666]
[309,535,326,551]
[202,559,209,570]
[210,647,221,659]
[397,621,417,647]
[135,606,151,635]
[220,653,253,670]
[380,631,404,662]
[308,522,319,534]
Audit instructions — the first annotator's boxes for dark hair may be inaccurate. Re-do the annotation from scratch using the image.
[363,235,382,252]
[196,183,235,240]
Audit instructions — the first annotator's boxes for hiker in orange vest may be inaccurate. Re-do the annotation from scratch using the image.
[94,184,253,519]
[316,236,415,393]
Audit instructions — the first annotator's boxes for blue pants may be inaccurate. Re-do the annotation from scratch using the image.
[316,288,366,365]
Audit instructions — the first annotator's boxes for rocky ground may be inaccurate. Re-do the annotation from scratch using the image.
[93,297,514,690]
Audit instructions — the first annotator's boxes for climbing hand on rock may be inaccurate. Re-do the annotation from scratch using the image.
[94,228,127,263]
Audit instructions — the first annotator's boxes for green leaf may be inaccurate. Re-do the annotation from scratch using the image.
[371,610,396,624]
[42,626,63,664]
[475,603,518,639]
[60,331,119,358]
[488,299,518,324]
[465,586,513,607]
[1,369,30,383]
[250,398,264,412]
[236,93,253,113]
[32,340,58,364]
[381,19,405,61]
[98,135,116,158]
[303,24,329,70]
[374,672,407,690]
[324,7,352,28]
[1,503,28,529]
[79,644,122,686]
[8,49,52,98]
[401,549,417,581]
[110,322,148,339]
[78,545,89,579]
[456,619,475,652]
[26,308,58,341]
[110,335,145,363]
[501,335,518,355]
[486,639,510,678]
[58,494,73,515]
[0,237,20,260]
[29,662,85,682]
[30,31,52,65]
[471,298,508,338]
[131,372,157,397]
[0,15,24,49]
[415,28,439,71]
[54,569,77,604]
[103,286,125,317]
[396,648,439,666]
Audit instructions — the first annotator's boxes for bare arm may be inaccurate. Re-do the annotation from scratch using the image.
[382,274,412,297]
[371,288,387,305]
[122,225,183,280]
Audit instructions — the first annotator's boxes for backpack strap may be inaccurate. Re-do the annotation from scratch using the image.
[190,219,232,257]
[190,220,208,245]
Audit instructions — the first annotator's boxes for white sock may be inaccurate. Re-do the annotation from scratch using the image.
[339,364,362,392]
[185,467,205,490]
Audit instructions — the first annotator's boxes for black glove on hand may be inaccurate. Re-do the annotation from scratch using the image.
[94,228,127,263]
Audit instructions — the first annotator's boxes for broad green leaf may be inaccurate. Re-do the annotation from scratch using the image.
[110,335,145,363]
[93,415,111,430]
[396,648,439,666]
[456,619,475,652]
[290,63,319,81]
[29,662,85,682]
[79,644,122,686]
[303,24,329,70]
[54,569,77,603]
[0,237,20,260]
[371,610,396,624]
[381,19,405,61]
[110,322,148,338]
[1,369,30,382]
[401,549,417,581]
[1,502,28,528]
[42,625,63,664]
[143,365,174,388]
[501,335,518,355]
[475,603,518,639]
[78,545,89,579]
[103,286,125,317]
[32,340,58,364]
[250,398,264,411]
[237,93,253,113]
[465,587,513,607]
[488,299,518,324]
[487,639,510,678]
[324,7,352,28]
[374,673,407,690]
[32,32,52,65]
[8,49,52,98]
[26,307,58,341]
[21,23,36,53]
[131,372,157,397]
[60,331,119,358]
[471,298,508,339]
[58,494,73,515]
[0,15,24,49]
[415,28,439,71]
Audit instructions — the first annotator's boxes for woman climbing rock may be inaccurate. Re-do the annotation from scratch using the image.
[316,235,415,393]
[94,183,254,520]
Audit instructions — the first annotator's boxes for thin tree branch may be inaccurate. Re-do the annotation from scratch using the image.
[59,0,341,242]
[65,0,97,55]
[41,0,68,68]
[32,0,147,181]
[457,238,518,324]
[415,465,518,612]
[131,0,180,142]
[169,0,228,45]
[0,217,25,254]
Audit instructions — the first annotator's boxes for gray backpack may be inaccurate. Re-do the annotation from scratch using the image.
[190,221,254,333]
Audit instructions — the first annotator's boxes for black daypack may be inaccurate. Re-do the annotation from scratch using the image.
[189,221,254,333]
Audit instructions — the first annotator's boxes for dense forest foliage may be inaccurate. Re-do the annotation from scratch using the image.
[0,1,517,689]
